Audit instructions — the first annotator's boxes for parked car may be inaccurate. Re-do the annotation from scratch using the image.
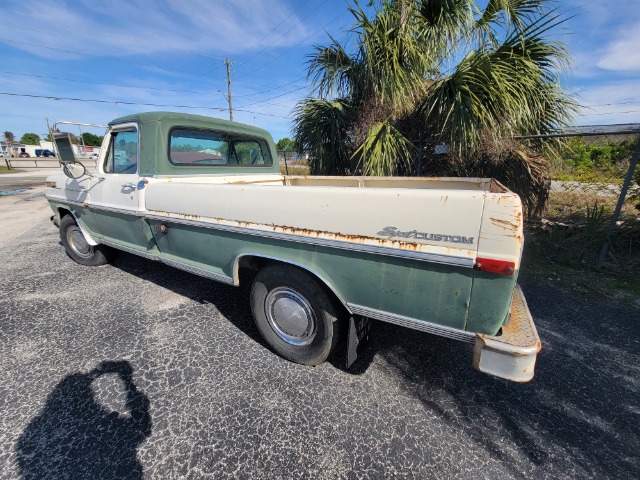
[18,152,30,158]
[45,112,541,382]
[35,149,56,158]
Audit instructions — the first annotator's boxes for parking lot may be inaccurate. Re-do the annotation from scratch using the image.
[0,186,638,479]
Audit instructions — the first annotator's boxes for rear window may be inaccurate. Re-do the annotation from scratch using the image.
[169,128,272,167]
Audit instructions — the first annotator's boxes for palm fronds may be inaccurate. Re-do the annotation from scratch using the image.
[352,120,414,175]
[292,98,355,175]
[291,0,576,216]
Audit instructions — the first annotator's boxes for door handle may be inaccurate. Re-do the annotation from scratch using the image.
[121,183,136,191]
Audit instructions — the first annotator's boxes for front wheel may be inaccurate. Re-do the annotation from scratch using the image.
[59,215,115,266]
[250,264,343,366]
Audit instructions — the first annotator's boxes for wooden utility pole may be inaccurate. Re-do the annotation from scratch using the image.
[225,58,233,122]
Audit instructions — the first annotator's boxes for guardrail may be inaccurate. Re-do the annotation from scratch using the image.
[2,158,97,170]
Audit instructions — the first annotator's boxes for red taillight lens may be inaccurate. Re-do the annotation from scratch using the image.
[474,257,515,275]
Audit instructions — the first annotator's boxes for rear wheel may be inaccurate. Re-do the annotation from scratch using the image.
[250,264,343,366]
[59,214,115,266]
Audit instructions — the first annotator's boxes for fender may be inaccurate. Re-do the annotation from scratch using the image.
[233,253,352,314]
[57,208,99,246]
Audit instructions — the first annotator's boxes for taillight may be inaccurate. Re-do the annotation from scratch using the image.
[45,181,56,188]
[474,257,515,275]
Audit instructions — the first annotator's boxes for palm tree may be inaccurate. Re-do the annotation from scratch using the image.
[293,0,576,216]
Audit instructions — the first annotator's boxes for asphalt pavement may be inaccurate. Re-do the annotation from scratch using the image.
[0,189,638,479]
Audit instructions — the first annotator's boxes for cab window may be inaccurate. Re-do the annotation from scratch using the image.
[104,129,138,174]
[169,128,271,166]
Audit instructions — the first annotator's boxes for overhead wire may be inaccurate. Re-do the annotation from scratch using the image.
[1,71,225,97]
[0,92,290,119]
[242,0,332,63]
[0,37,207,76]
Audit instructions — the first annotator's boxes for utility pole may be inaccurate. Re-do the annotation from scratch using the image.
[225,58,233,122]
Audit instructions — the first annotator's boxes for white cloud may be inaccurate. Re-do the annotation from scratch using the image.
[596,22,640,71]
[0,0,309,60]
[572,80,640,125]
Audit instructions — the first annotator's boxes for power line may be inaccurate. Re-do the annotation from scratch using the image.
[243,0,332,63]
[0,20,227,63]
[0,92,289,119]
[237,86,308,108]
[1,68,306,104]
[584,101,640,107]
[578,110,640,116]
[0,37,308,96]
[257,11,347,69]
[1,71,224,98]
[0,37,207,76]
[231,76,308,94]
[237,3,305,58]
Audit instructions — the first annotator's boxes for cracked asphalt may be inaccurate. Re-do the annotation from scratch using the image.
[1,187,638,479]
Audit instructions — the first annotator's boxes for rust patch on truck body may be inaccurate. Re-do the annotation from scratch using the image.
[146,210,477,257]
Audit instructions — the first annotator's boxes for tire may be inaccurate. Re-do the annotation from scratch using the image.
[59,215,115,266]
[250,264,343,366]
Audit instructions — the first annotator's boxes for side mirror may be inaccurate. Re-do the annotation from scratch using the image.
[63,163,86,179]
[51,132,77,164]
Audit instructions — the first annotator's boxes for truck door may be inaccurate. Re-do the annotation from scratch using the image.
[88,124,155,253]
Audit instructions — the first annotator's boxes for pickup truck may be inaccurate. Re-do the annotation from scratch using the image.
[45,112,541,382]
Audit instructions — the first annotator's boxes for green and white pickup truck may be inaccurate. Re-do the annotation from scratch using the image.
[45,112,541,382]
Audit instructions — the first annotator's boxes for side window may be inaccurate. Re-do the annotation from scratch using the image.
[233,141,266,165]
[104,129,138,174]
[169,128,271,166]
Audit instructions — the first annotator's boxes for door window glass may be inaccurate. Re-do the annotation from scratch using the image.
[104,130,138,174]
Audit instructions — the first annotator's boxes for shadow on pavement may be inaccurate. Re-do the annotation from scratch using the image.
[16,360,152,479]
[371,281,639,477]
[110,252,377,372]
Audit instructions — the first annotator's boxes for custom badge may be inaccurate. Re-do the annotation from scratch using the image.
[377,226,474,244]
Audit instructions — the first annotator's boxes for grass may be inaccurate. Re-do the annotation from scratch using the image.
[280,165,310,175]
[521,191,640,307]
[0,165,18,174]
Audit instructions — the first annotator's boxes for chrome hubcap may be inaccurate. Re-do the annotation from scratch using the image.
[265,287,316,345]
[67,226,92,258]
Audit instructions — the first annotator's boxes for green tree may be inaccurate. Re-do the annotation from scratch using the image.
[19,133,41,145]
[3,131,15,143]
[276,137,297,150]
[80,132,104,147]
[293,0,576,216]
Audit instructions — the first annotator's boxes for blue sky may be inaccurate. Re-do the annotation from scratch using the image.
[0,0,639,143]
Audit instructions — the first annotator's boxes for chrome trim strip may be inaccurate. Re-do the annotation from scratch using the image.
[50,199,474,267]
[146,213,474,268]
[161,258,234,285]
[100,239,158,260]
[50,198,85,209]
[90,203,146,216]
[51,199,235,285]
[49,198,145,217]
[348,304,475,343]
[101,239,234,285]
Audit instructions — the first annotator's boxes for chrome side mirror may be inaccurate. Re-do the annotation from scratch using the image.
[63,163,86,179]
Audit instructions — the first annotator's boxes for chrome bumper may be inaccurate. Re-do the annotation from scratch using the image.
[473,285,541,382]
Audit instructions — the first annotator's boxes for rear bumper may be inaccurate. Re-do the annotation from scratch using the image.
[473,285,541,382]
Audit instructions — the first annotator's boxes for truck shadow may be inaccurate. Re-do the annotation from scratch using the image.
[16,360,151,479]
[370,281,639,478]
[107,255,638,476]
[110,252,377,372]
[110,253,271,352]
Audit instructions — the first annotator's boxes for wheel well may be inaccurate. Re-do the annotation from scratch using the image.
[57,207,72,218]
[235,255,352,316]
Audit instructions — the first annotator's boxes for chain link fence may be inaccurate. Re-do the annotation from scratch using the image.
[277,150,310,175]
[516,126,640,271]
